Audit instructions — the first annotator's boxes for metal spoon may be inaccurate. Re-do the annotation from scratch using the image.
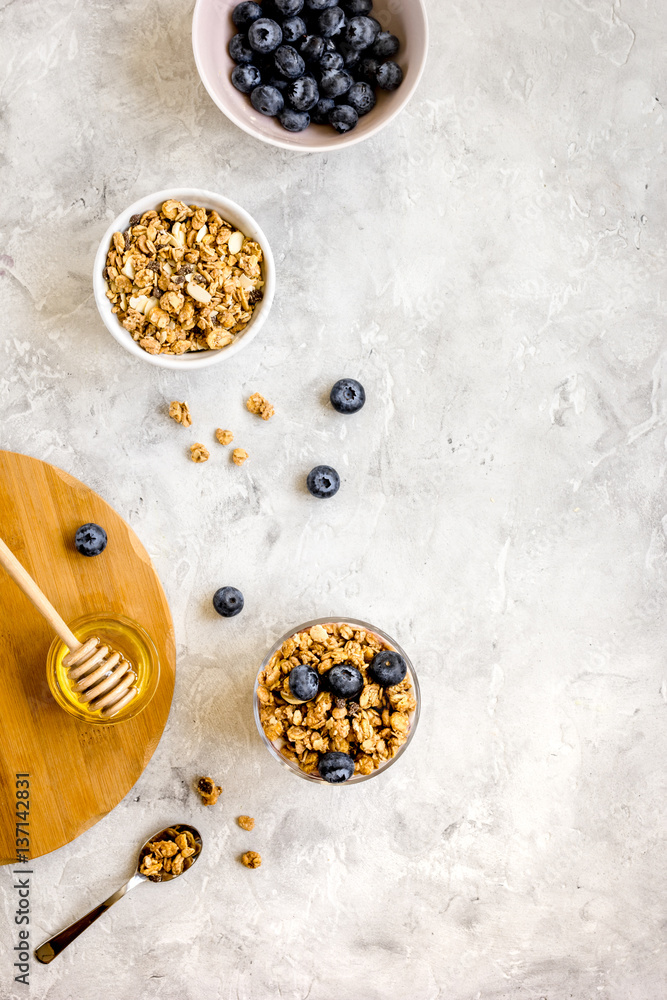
[35,824,202,964]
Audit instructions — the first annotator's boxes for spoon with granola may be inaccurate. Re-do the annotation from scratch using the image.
[35,824,202,964]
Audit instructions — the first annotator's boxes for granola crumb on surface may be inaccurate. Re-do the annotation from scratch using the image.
[241,851,261,869]
[237,815,255,831]
[246,393,275,421]
[232,448,248,466]
[215,428,234,446]
[196,776,222,805]
[190,443,210,463]
[169,400,192,426]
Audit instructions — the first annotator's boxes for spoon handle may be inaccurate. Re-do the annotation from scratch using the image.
[34,873,145,963]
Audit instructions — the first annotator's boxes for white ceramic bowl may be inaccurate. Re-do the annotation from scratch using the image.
[93,187,275,370]
[192,0,429,153]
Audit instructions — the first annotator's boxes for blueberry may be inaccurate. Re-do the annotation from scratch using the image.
[287,74,319,110]
[232,1,263,29]
[329,103,358,132]
[372,30,399,59]
[274,44,306,78]
[318,751,355,783]
[279,108,310,130]
[212,586,244,617]
[319,49,344,71]
[344,15,376,49]
[229,32,254,64]
[282,15,307,42]
[299,34,326,63]
[369,649,407,687]
[342,0,372,13]
[288,664,320,701]
[319,68,353,97]
[376,59,403,90]
[330,377,366,413]
[306,465,340,497]
[325,664,363,698]
[311,96,335,123]
[318,6,346,36]
[346,80,375,115]
[267,74,289,92]
[232,64,262,93]
[248,17,283,53]
[357,55,379,83]
[250,84,285,115]
[273,0,303,13]
[338,41,361,69]
[306,0,337,8]
[74,523,107,557]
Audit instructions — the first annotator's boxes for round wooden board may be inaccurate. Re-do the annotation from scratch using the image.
[0,451,175,865]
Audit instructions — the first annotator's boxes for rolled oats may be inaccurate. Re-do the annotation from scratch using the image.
[169,400,192,427]
[257,623,416,778]
[104,201,265,357]
[246,392,275,420]
[241,851,262,869]
[232,447,248,466]
[215,428,234,446]
[237,815,255,831]
[190,442,210,463]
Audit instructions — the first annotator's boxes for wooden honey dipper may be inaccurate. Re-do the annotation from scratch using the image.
[0,537,138,719]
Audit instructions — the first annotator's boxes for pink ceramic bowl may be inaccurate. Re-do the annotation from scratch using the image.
[192,0,429,153]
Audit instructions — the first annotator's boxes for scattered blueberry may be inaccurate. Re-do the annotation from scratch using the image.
[250,84,285,116]
[318,6,346,36]
[326,664,364,698]
[329,103,358,132]
[74,523,107,557]
[319,48,344,71]
[369,649,407,687]
[282,15,307,41]
[346,80,375,115]
[229,32,254,64]
[311,96,335,123]
[344,15,376,48]
[232,1,263,29]
[342,0,372,13]
[372,30,399,59]
[376,59,402,90]
[287,74,319,110]
[273,0,304,13]
[232,64,262,93]
[288,664,320,701]
[299,33,326,62]
[279,108,310,130]
[274,44,306,77]
[213,586,245,617]
[248,17,283,52]
[330,377,366,413]
[318,751,355,782]
[306,465,340,498]
[320,67,353,97]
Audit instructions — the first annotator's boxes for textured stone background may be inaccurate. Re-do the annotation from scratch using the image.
[1,0,666,997]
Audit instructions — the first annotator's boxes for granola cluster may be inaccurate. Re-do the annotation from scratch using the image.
[196,776,222,805]
[139,828,198,880]
[104,200,264,357]
[257,623,416,777]
[246,393,275,421]
[241,851,262,869]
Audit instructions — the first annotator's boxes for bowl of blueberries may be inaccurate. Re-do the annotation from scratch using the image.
[192,0,428,151]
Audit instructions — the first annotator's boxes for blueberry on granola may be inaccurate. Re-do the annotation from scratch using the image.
[369,649,406,687]
[212,586,245,618]
[288,664,320,701]
[325,664,363,699]
[306,465,340,498]
[318,751,355,782]
[74,523,108,557]
[330,378,366,413]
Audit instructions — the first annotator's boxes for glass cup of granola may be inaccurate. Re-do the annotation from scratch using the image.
[254,618,420,784]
